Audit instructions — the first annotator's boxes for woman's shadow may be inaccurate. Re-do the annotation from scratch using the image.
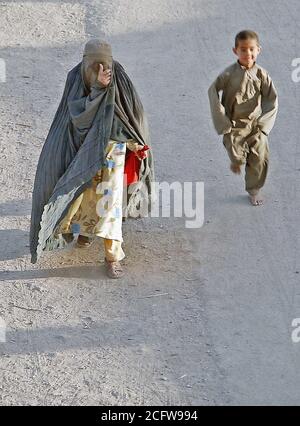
[0,198,108,280]
[0,198,32,261]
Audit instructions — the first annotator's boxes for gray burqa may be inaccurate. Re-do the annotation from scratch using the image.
[30,39,154,264]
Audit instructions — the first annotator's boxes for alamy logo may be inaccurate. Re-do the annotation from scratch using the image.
[96,180,205,229]
[291,318,300,343]
[0,59,6,83]
[0,316,6,343]
[291,58,300,83]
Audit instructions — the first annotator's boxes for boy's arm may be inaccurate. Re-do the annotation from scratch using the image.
[257,72,278,136]
[208,72,232,135]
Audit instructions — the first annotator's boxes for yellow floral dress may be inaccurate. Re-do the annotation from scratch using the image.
[57,139,138,242]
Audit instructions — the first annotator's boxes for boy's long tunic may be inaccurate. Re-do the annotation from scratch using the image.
[208,61,278,194]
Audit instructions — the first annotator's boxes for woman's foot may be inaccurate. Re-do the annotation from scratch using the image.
[76,234,93,248]
[62,233,74,243]
[105,258,125,279]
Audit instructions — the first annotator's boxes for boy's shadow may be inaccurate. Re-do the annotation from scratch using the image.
[222,194,251,205]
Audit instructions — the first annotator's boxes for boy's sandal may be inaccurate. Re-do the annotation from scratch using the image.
[76,234,93,248]
[105,258,125,279]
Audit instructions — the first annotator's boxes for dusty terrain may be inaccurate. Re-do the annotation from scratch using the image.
[0,0,299,405]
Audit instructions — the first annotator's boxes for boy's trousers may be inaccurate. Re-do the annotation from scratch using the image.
[223,124,269,195]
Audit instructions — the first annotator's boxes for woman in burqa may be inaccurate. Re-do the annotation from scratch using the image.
[29,39,154,278]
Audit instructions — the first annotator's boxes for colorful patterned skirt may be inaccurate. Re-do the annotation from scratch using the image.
[57,140,127,242]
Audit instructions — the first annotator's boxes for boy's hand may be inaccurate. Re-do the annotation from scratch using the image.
[97,64,111,87]
[256,127,267,137]
[230,163,241,174]
[252,127,266,141]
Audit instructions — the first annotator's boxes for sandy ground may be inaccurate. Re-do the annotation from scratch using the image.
[0,0,299,406]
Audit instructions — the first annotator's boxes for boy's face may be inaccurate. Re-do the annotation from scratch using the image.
[233,38,261,69]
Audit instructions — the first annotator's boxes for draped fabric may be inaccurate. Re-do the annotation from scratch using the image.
[30,58,154,264]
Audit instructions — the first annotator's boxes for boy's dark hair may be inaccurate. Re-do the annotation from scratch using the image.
[235,30,260,48]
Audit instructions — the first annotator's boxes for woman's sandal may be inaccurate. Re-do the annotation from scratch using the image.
[76,234,93,248]
[62,233,74,243]
[105,258,125,279]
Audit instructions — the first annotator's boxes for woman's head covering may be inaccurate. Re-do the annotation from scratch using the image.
[81,39,113,91]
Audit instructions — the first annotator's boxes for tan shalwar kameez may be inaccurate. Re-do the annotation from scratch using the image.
[208,61,278,195]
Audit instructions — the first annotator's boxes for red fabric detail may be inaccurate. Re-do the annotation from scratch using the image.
[124,150,140,186]
[123,145,150,186]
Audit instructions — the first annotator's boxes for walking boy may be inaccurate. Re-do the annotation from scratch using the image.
[208,30,278,205]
